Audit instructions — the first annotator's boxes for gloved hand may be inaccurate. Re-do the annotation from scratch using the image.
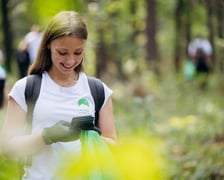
[42,120,79,145]
[70,116,101,135]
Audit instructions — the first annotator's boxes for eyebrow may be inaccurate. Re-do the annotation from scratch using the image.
[56,47,83,52]
[75,48,83,52]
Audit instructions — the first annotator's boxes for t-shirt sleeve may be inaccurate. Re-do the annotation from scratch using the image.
[8,77,27,112]
[101,82,113,109]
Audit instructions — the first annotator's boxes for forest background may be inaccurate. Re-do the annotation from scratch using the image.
[0,0,224,179]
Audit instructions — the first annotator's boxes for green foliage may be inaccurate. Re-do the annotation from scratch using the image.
[0,157,19,180]
[56,131,169,180]
[1,71,224,179]
[30,0,86,26]
[113,72,224,179]
[1,0,224,178]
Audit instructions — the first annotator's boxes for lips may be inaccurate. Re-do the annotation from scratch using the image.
[61,63,75,70]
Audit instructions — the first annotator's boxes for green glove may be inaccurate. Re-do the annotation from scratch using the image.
[71,116,101,135]
[42,120,79,145]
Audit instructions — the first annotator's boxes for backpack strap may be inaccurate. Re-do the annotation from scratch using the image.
[25,74,42,130]
[87,76,105,126]
[19,74,42,178]
[25,75,105,127]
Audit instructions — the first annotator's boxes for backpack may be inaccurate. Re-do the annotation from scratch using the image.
[25,74,105,128]
[195,48,210,73]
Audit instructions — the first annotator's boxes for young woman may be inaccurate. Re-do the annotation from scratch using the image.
[1,11,117,179]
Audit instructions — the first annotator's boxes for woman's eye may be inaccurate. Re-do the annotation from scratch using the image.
[56,50,82,56]
[74,51,82,55]
[58,51,67,55]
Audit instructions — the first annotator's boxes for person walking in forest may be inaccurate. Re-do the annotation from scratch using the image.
[24,24,42,64]
[0,49,6,108]
[0,66,6,108]
[187,35,213,87]
[16,39,30,78]
[1,11,117,180]
[188,35,213,74]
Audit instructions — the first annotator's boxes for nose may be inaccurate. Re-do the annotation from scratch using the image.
[65,54,77,63]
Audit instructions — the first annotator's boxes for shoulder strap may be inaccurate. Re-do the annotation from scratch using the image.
[20,74,42,173]
[87,76,105,126]
[24,74,105,127]
[25,74,42,129]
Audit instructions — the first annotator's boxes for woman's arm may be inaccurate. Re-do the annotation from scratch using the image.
[98,96,117,145]
[1,97,45,159]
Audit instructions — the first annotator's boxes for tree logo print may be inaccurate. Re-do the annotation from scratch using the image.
[78,98,89,107]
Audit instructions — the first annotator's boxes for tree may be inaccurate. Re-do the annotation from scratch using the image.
[1,0,13,72]
[216,0,224,39]
[174,0,185,72]
[173,0,199,72]
[95,27,107,78]
[216,0,224,72]
[145,0,159,72]
[205,0,216,69]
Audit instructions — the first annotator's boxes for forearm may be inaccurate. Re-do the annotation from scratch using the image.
[2,131,45,159]
[1,98,46,158]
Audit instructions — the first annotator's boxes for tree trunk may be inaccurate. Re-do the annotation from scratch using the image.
[145,0,159,72]
[95,27,107,78]
[185,0,193,56]
[217,0,224,38]
[1,0,13,72]
[174,0,184,72]
[205,0,216,70]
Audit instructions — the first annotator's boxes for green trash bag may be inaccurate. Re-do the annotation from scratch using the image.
[79,130,118,180]
[183,59,196,80]
[57,130,119,180]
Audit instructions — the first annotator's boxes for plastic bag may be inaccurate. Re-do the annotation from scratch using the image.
[79,130,118,180]
[57,130,118,180]
[183,59,196,80]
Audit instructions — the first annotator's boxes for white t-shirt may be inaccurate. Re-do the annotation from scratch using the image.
[188,38,212,57]
[0,50,3,63]
[9,71,112,180]
[0,66,6,79]
[25,31,42,63]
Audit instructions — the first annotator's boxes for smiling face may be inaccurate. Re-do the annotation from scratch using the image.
[48,36,85,76]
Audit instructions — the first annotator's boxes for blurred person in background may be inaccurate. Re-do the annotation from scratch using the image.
[16,39,30,78]
[0,49,6,108]
[188,35,213,75]
[25,24,43,64]
[187,35,213,87]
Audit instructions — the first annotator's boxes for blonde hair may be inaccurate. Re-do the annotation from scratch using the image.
[28,11,88,75]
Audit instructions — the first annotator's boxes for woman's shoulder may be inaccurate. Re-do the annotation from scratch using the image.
[9,76,28,97]
[12,76,28,89]
[8,76,28,111]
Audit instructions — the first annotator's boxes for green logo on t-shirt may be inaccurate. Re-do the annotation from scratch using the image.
[78,98,89,107]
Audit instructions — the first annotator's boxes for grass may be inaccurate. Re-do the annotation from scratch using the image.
[113,72,224,179]
[0,71,224,179]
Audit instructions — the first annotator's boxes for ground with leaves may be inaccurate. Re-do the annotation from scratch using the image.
[0,72,224,179]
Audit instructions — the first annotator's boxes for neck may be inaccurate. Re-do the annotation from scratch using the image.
[48,70,79,87]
